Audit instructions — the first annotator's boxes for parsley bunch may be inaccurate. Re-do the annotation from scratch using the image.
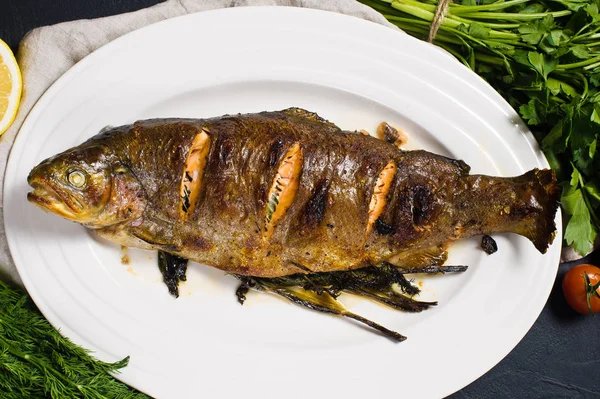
[361,0,600,255]
[0,280,148,398]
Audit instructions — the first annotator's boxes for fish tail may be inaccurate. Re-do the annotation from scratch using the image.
[511,168,560,253]
[458,168,560,253]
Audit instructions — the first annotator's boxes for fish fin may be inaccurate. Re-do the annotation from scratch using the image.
[282,108,340,130]
[511,169,560,253]
[131,217,179,251]
[132,230,177,250]
[385,246,448,269]
[99,125,114,133]
[95,225,154,250]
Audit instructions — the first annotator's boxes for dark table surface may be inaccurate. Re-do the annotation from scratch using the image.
[2,1,600,398]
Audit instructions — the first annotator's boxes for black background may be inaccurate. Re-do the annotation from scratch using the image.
[1,1,599,397]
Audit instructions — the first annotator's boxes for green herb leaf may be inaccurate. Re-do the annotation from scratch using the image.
[585,3,600,22]
[513,50,532,67]
[592,108,600,125]
[571,105,598,152]
[540,14,555,31]
[469,23,491,39]
[590,72,600,86]
[572,44,590,59]
[519,25,544,45]
[547,30,564,46]
[520,98,543,125]
[564,189,597,255]
[518,15,555,45]
[546,79,573,97]
[528,51,545,74]
[528,51,558,79]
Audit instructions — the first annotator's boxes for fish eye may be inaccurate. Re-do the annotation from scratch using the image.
[67,170,87,188]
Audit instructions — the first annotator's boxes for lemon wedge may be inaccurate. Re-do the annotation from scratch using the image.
[0,39,22,136]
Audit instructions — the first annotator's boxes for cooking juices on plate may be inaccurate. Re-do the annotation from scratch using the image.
[26,108,560,341]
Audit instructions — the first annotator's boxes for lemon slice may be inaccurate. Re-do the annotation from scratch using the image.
[0,39,22,136]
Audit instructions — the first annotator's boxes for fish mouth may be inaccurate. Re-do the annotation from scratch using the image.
[27,177,83,220]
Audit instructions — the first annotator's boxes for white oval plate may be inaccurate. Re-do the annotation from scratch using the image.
[4,7,561,399]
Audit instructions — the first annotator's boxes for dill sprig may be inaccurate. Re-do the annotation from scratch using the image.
[0,280,148,399]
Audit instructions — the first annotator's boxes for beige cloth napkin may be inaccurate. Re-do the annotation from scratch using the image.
[0,0,396,285]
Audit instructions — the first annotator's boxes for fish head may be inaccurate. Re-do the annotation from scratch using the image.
[27,144,146,228]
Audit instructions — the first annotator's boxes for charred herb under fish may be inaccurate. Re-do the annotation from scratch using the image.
[481,235,498,254]
[235,263,467,314]
[246,281,408,342]
[158,251,467,342]
[158,251,188,297]
[233,263,467,341]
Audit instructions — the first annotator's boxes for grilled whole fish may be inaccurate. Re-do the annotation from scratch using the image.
[27,108,559,277]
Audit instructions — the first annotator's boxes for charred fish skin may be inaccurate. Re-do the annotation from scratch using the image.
[97,111,472,275]
[27,108,560,277]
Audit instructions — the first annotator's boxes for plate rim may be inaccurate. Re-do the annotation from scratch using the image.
[3,6,562,398]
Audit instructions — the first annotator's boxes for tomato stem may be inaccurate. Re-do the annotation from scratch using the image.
[584,273,600,315]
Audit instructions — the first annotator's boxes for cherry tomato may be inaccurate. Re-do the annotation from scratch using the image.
[562,264,600,314]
